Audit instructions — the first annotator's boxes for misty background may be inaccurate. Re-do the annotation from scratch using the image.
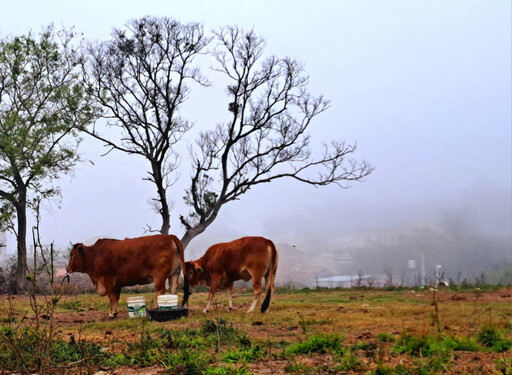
[0,1,510,285]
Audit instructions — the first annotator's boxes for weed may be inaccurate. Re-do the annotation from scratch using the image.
[393,333,447,357]
[377,332,396,343]
[441,336,480,351]
[223,345,264,363]
[58,300,84,311]
[284,334,344,356]
[284,362,311,373]
[370,365,394,375]
[161,348,216,374]
[333,353,365,372]
[494,355,512,375]
[202,319,239,343]
[271,340,291,349]
[205,365,251,375]
[478,324,512,352]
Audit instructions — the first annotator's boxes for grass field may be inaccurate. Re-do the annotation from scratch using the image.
[1,287,511,374]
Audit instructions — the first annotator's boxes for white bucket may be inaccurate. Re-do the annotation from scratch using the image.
[127,296,146,318]
[157,294,178,310]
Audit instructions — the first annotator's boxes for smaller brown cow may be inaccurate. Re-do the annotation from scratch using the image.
[66,234,189,317]
[185,236,278,313]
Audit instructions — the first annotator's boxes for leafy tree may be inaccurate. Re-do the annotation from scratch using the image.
[0,27,99,291]
[179,27,373,247]
[85,16,210,234]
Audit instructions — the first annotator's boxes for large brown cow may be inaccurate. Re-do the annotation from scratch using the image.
[66,234,189,317]
[184,236,278,313]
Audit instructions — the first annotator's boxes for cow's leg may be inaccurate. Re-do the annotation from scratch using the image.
[108,287,121,318]
[247,277,263,313]
[204,278,219,313]
[153,276,167,308]
[226,283,234,311]
[168,272,180,295]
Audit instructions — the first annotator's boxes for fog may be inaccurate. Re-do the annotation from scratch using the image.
[0,1,510,285]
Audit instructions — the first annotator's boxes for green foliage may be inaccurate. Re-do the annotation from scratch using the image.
[477,325,512,352]
[494,356,512,375]
[393,333,448,357]
[223,345,263,363]
[205,365,251,375]
[284,362,311,373]
[297,316,333,333]
[58,300,85,311]
[0,27,99,199]
[201,319,240,344]
[441,336,480,352]
[0,328,109,372]
[284,334,344,356]
[0,26,100,287]
[377,332,396,343]
[160,348,216,374]
[333,353,365,372]
[50,339,107,366]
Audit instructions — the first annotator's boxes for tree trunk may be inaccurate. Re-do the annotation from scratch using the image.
[151,162,170,235]
[180,210,220,249]
[14,200,28,293]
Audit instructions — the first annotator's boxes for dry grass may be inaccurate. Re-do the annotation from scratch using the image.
[1,287,511,374]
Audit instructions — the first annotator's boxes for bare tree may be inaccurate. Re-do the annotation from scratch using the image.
[179,27,373,247]
[85,17,210,234]
[384,267,394,287]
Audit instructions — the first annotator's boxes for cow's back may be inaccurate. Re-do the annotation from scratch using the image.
[93,235,179,287]
[204,236,274,278]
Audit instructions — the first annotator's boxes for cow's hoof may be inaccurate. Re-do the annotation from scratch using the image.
[202,308,209,313]
[228,307,233,312]
[109,313,118,319]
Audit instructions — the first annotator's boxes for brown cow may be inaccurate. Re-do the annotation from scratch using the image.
[184,236,278,313]
[66,234,189,317]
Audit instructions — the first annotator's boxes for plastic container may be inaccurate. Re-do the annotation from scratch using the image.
[157,294,178,310]
[127,296,146,318]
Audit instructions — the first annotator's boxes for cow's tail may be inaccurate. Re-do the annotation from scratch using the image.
[261,240,278,313]
[173,237,190,306]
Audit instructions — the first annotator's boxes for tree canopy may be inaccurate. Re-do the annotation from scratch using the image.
[0,27,99,291]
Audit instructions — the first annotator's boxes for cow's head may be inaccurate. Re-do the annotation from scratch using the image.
[66,243,87,273]
[184,261,208,287]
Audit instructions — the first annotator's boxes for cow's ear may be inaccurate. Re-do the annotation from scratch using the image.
[77,246,84,254]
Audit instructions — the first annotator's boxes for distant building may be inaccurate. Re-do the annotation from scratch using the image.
[275,243,305,286]
[316,276,355,288]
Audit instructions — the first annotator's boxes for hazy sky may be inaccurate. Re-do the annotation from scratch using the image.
[1,1,510,258]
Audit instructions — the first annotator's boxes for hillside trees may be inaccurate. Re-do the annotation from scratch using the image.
[0,27,99,292]
[86,17,373,247]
